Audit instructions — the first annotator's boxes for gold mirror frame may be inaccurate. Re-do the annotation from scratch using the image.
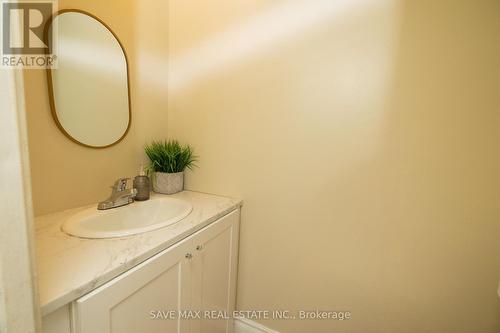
[44,9,132,149]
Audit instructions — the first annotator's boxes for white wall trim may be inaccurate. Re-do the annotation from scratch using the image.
[0,67,40,332]
[234,317,280,333]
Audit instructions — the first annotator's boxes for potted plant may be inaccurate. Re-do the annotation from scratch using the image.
[145,140,197,194]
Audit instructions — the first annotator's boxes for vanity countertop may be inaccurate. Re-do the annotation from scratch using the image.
[35,191,242,316]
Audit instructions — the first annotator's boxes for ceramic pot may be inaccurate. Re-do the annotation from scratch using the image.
[152,171,184,194]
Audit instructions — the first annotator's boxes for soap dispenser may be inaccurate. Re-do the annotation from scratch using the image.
[133,165,150,201]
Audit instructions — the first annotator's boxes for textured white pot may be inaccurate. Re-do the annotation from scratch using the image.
[153,172,184,194]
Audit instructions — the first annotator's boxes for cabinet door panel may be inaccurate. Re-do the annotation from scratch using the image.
[109,263,182,333]
[74,237,192,333]
[192,210,240,333]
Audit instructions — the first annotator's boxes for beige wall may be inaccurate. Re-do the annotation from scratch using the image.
[167,0,500,332]
[25,0,169,216]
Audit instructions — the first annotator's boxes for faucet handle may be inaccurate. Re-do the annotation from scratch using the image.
[112,178,129,192]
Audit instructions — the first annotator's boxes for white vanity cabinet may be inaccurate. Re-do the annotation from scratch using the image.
[42,209,240,333]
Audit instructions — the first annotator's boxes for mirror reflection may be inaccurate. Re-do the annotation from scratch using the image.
[47,10,131,148]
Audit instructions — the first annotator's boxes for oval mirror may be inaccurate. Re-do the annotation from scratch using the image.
[46,10,131,148]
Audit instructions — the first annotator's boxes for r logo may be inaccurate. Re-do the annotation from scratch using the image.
[2,2,52,54]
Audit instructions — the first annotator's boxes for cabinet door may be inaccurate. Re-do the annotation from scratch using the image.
[190,210,240,333]
[74,237,193,333]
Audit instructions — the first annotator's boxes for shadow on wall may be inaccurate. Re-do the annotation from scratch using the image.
[167,0,500,332]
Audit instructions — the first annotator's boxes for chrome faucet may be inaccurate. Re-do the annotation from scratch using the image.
[98,178,137,210]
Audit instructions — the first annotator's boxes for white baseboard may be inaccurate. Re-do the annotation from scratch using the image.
[234,317,280,333]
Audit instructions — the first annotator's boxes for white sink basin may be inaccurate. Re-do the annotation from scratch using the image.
[62,196,192,239]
